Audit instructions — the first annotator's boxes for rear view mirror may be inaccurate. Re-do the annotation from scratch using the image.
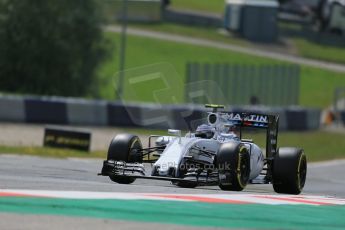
[168,129,181,136]
[168,129,182,144]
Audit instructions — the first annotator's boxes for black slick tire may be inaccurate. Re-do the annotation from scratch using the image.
[272,147,307,195]
[107,134,142,184]
[217,142,250,191]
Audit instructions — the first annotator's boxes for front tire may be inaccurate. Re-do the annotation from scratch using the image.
[107,134,142,184]
[272,147,307,195]
[217,142,250,191]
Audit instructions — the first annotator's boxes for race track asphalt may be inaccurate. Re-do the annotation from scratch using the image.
[0,154,344,229]
[0,155,344,196]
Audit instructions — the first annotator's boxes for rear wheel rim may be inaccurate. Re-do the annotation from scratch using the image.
[240,152,250,184]
[298,155,307,190]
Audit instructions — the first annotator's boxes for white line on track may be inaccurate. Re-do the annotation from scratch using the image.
[1,189,345,206]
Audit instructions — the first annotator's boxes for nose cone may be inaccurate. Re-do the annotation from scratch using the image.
[153,137,191,177]
[158,168,168,176]
[156,165,177,177]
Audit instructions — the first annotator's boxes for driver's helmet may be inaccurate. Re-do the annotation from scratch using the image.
[229,122,238,132]
[223,122,239,135]
[217,122,240,141]
[195,124,215,139]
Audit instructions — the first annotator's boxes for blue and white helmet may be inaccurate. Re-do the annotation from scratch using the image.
[218,121,238,134]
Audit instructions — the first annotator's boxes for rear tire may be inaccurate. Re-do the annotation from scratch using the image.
[107,134,142,184]
[272,147,307,195]
[217,142,250,191]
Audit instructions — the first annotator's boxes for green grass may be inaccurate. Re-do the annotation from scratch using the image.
[125,21,345,65]
[0,146,105,159]
[168,1,345,64]
[127,22,249,46]
[1,131,345,162]
[98,31,284,102]
[299,67,345,106]
[294,38,345,64]
[243,130,345,162]
[171,0,225,14]
[101,0,345,65]
[279,22,345,65]
[98,31,345,107]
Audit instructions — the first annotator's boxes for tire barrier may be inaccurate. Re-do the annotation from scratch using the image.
[306,109,322,130]
[66,99,108,126]
[107,102,142,127]
[286,108,308,131]
[168,105,205,131]
[0,95,25,122]
[0,95,321,131]
[274,109,288,131]
[137,103,173,130]
[25,97,68,124]
[285,108,321,131]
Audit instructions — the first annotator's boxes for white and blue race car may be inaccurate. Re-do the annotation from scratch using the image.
[100,104,307,194]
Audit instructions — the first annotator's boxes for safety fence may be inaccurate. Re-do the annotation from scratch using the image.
[185,63,300,106]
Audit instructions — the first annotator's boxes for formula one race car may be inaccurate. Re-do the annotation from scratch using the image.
[100,105,307,194]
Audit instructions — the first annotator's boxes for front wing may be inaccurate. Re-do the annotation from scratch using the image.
[99,160,268,186]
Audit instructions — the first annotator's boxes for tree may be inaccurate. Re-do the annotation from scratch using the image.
[0,0,109,97]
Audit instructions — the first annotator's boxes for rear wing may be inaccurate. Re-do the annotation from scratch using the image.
[225,112,279,158]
